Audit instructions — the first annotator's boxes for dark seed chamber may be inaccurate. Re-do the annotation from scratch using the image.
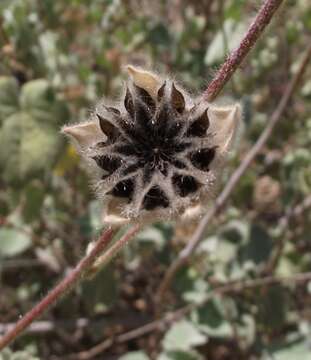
[93,81,216,212]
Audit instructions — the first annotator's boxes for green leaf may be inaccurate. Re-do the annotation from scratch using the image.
[266,337,310,360]
[20,79,68,125]
[147,23,171,47]
[79,200,103,237]
[0,348,39,360]
[205,19,247,65]
[136,226,166,250]
[0,77,19,124]
[224,0,247,20]
[236,314,256,347]
[119,351,150,360]
[217,241,238,265]
[0,112,62,184]
[163,320,207,351]
[81,264,117,314]
[159,350,203,360]
[22,181,45,223]
[0,77,69,185]
[258,286,287,330]
[182,278,208,304]
[191,299,233,338]
[0,227,32,257]
[238,224,273,265]
[174,267,201,299]
[20,79,53,111]
[220,220,249,244]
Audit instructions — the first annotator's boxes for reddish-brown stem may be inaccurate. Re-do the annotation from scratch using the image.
[66,270,311,360]
[156,43,311,302]
[264,194,311,274]
[86,224,141,277]
[0,227,116,350]
[203,0,284,102]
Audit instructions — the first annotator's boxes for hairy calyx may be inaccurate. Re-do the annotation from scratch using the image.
[63,66,241,225]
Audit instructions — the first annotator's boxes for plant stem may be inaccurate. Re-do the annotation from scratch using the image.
[204,0,284,102]
[86,224,141,278]
[156,43,311,302]
[66,271,311,360]
[0,227,117,350]
[264,194,311,273]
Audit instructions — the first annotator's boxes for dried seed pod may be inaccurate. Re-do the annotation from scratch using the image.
[62,66,241,225]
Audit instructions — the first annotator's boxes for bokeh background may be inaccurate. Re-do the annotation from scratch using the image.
[0,0,311,359]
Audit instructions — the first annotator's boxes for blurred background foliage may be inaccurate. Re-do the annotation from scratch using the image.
[0,0,311,359]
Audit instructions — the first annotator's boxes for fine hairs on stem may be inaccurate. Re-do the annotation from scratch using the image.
[0,228,116,350]
[156,43,311,302]
[0,0,286,350]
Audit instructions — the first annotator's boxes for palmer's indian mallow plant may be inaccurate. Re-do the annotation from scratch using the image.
[62,66,241,225]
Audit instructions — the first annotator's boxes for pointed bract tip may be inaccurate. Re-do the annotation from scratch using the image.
[61,121,104,148]
[171,82,185,113]
[209,102,242,153]
[126,65,160,98]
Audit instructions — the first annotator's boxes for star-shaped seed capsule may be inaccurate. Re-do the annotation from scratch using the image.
[63,66,241,225]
